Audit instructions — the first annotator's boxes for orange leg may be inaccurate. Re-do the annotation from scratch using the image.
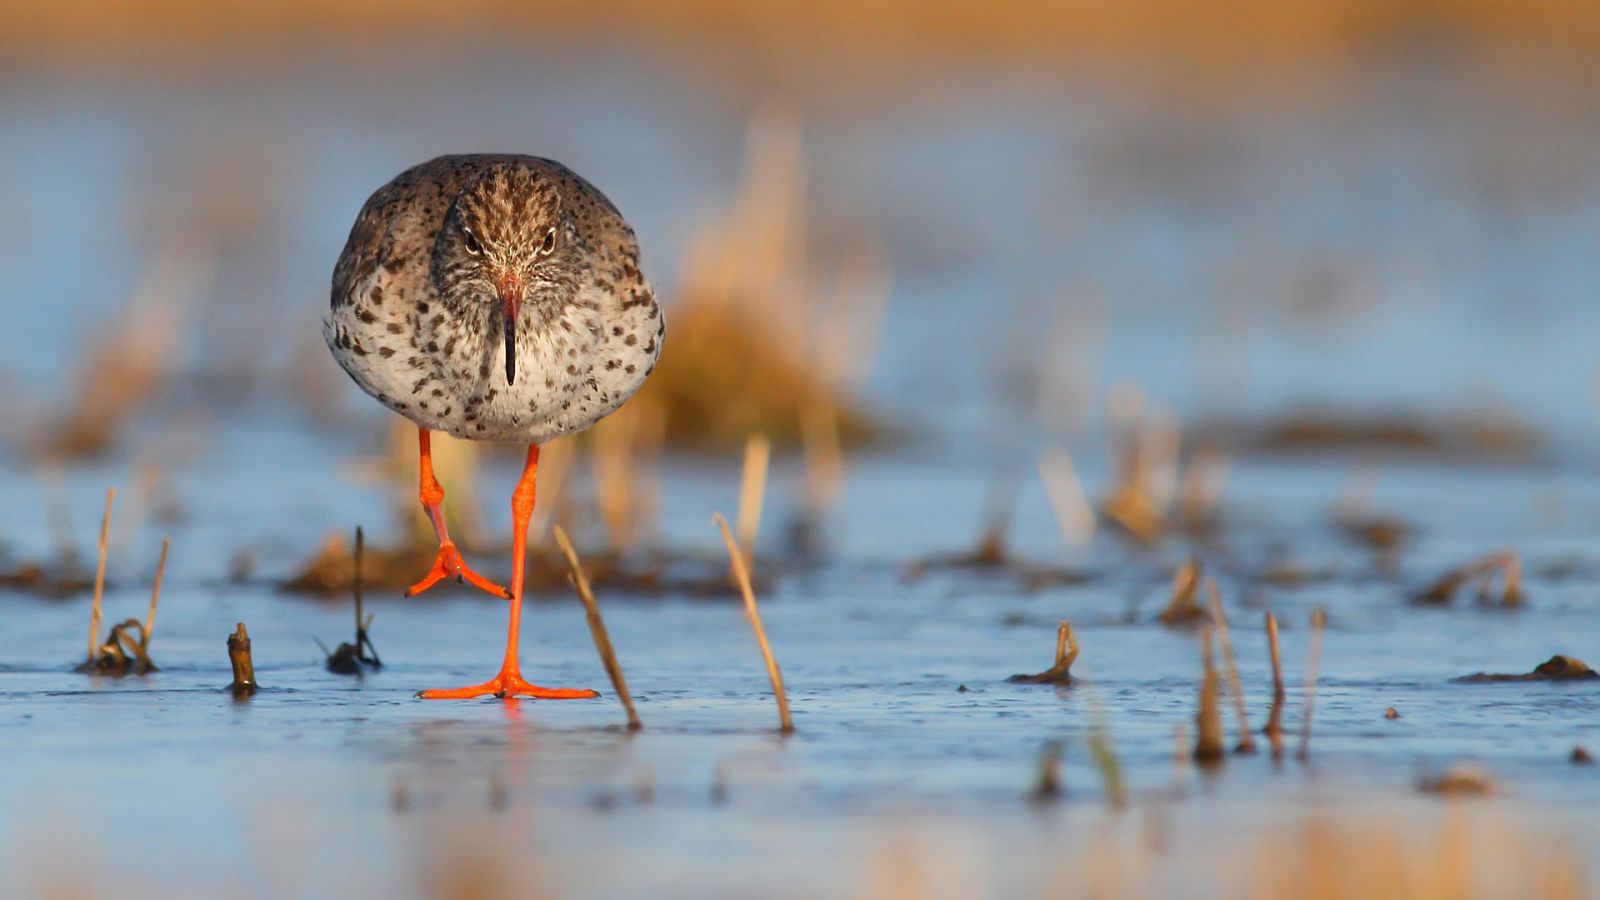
[406,429,511,600]
[419,444,599,700]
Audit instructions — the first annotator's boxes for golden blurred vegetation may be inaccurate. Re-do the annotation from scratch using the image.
[633,110,886,449]
[5,0,1600,81]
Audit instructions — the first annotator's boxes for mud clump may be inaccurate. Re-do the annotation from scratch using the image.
[1454,654,1597,683]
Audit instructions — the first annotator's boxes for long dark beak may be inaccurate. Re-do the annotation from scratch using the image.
[497,275,523,385]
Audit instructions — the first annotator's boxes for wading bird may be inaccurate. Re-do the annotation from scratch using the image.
[326,155,662,699]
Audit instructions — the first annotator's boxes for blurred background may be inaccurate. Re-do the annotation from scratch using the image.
[5,0,1600,468]
[3,2,1600,897]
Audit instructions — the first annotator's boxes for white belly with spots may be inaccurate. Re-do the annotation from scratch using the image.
[326,285,662,444]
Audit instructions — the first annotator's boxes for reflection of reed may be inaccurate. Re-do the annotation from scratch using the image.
[1297,608,1327,762]
[1265,612,1286,757]
[1205,579,1255,754]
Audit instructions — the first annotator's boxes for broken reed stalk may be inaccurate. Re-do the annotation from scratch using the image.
[554,525,641,731]
[144,536,169,644]
[227,622,258,698]
[714,512,793,733]
[1009,621,1078,684]
[1265,612,1286,757]
[736,433,771,569]
[86,487,117,665]
[1194,626,1225,764]
[1205,580,1255,753]
[1297,608,1327,762]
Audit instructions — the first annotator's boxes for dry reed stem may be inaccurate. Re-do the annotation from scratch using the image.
[144,537,169,643]
[226,622,258,696]
[714,512,792,733]
[1265,612,1286,757]
[1179,444,1229,527]
[1055,623,1075,668]
[1159,558,1204,625]
[1194,626,1226,763]
[1102,388,1164,541]
[87,488,116,664]
[1298,608,1327,762]
[812,240,891,393]
[1037,445,1096,549]
[553,526,641,731]
[799,400,844,517]
[736,433,771,568]
[1145,409,1181,514]
[527,437,575,547]
[352,526,381,666]
[594,406,641,552]
[354,526,365,635]
[227,622,257,697]
[1205,579,1255,753]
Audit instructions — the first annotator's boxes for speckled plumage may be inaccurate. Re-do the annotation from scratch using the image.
[325,155,663,443]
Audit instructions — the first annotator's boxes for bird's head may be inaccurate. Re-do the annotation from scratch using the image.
[433,162,578,385]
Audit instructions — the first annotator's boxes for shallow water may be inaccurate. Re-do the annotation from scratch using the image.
[3,46,1600,897]
[4,425,1600,895]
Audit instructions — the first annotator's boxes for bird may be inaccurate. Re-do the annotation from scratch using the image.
[325,155,663,699]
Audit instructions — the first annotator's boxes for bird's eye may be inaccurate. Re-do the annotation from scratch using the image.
[539,228,556,256]
[462,229,483,255]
